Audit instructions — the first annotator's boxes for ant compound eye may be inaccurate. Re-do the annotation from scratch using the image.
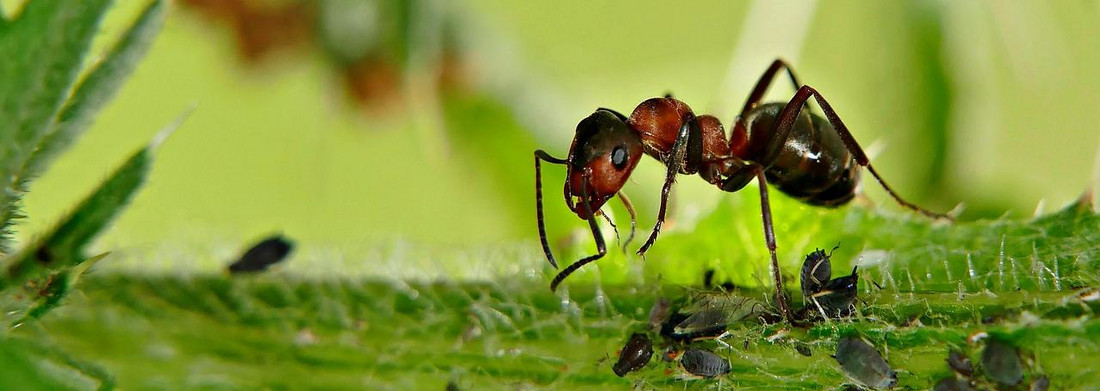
[611,145,628,169]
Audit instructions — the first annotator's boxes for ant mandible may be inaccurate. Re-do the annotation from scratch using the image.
[534,59,952,322]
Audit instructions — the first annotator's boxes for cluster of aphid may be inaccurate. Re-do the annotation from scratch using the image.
[796,246,860,321]
[611,295,744,379]
[933,336,1049,391]
[611,247,865,382]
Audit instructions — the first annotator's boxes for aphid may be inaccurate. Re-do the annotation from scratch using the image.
[227,235,294,273]
[946,349,974,377]
[801,247,836,298]
[795,343,812,357]
[613,333,654,377]
[680,348,731,378]
[534,59,952,321]
[668,295,761,343]
[807,267,859,317]
[980,338,1024,386]
[932,378,974,391]
[834,337,897,389]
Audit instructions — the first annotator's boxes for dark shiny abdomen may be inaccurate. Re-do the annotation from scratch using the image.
[740,103,860,206]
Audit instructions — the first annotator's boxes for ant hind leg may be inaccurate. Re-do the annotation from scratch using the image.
[771,86,954,220]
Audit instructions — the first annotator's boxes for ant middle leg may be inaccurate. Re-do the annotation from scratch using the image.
[769,86,953,220]
[753,165,795,323]
[719,165,795,323]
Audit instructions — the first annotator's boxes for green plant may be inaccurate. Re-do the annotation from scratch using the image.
[0,1,172,387]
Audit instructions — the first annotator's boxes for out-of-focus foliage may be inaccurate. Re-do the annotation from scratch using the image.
[0,0,176,375]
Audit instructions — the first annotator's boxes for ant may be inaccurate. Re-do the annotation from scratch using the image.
[534,59,952,322]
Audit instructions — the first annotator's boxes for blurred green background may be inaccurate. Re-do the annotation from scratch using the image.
[16,0,1100,277]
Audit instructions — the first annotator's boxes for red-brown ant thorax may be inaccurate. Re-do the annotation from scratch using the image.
[627,97,693,156]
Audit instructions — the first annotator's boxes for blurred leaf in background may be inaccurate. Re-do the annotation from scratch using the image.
[0,0,166,294]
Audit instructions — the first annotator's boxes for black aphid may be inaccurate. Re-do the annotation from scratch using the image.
[795,344,812,357]
[228,235,294,273]
[981,338,1023,386]
[801,247,834,298]
[680,348,730,378]
[809,267,859,316]
[946,349,974,377]
[613,333,653,377]
[834,337,897,389]
[932,378,974,391]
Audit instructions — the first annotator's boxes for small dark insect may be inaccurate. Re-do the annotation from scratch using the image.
[534,59,953,322]
[932,378,974,391]
[670,305,728,342]
[668,295,761,343]
[981,338,1024,386]
[946,349,974,377]
[445,380,460,391]
[680,348,730,378]
[807,267,859,317]
[795,344,813,357]
[834,337,897,389]
[800,247,836,298]
[228,235,295,273]
[613,333,654,377]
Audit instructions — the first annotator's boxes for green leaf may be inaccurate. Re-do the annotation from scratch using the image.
[0,0,113,242]
[0,114,185,294]
[13,252,109,326]
[22,0,167,184]
[0,334,114,391]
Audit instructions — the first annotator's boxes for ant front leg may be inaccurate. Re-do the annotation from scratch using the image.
[535,150,568,269]
[771,86,953,220]
[637,113,702,256]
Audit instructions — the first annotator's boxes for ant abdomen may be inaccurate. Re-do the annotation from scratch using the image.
[741,102,859,205]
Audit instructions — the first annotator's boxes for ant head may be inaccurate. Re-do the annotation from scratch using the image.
[565,109,644,219]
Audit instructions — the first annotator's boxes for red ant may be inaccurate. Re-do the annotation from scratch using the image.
[534,59,952,322]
